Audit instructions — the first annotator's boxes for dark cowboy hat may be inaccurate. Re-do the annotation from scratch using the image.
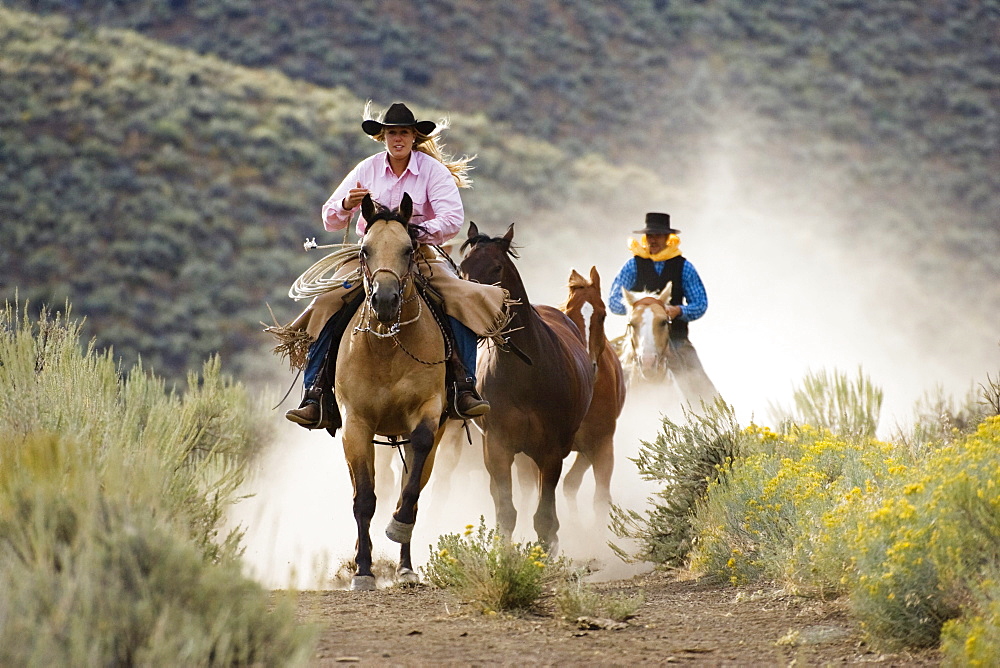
[362,103,436,136]
[633,212,681,235]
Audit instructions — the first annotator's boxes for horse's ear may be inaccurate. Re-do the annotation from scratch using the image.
[657,281,673,303]
[361,193,375,223]
[503,223,515,243]
[568,268,586,288]
[589,265,601,291]
[467,221,480,239]
[622,287,637,308]
[398,192,413,222]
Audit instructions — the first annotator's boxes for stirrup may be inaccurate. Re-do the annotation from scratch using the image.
[449,379,489,420]
[287,388,339,430]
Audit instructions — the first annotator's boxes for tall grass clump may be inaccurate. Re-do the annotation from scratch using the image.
[553,569,644,623]
[769,367,883,441]
[0,302,315,664]
[892,382,997,449]
[609,398,751,566]
[422,518,566,614]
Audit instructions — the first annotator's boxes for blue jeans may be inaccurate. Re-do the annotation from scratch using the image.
[450,316,478,380]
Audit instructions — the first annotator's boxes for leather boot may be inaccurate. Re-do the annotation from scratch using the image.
[285,388,335,429]
[452,378,490,419]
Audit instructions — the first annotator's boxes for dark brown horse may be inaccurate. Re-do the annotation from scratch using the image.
[559,267,627,521]
[459,224,595,551]
[335,194,449,590]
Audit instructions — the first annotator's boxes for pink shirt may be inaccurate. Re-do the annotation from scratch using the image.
[321,150,464,246]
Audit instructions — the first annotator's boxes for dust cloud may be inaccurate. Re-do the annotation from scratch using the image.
[229,133,997,590]
[229,405,666,589]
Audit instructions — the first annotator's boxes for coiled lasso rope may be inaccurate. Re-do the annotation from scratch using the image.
[288,242,363,300]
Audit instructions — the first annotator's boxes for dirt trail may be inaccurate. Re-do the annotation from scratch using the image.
[289,570,941,666]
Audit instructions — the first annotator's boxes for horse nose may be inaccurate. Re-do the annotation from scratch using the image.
[372,288,400,323]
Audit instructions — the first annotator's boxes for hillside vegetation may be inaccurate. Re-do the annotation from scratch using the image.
[10,1,997,226]
[1,2,997,383]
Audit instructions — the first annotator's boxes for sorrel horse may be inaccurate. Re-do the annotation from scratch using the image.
[619,284,674,384]
[335,193,449,590]
[559,267,627,520]
[459,223,595,551]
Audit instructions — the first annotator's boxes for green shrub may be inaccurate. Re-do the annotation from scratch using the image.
[422,518,565,613]
[678,370,1000,652]
[0,302,314,662]
[609,398,750,567]
[0,432,314,666]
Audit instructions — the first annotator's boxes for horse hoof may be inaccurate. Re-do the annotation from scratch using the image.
[397,568,420,585]
[385,518,414,543]
[351,575,377,591]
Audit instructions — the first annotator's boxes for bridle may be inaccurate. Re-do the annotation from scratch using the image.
[355,241,421,338]
[353,234,450,365]
[624,307,673,381]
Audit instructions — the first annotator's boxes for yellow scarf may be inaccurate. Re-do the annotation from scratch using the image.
[628,234,681,261]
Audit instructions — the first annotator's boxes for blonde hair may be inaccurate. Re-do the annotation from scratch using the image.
[363,100,475,189]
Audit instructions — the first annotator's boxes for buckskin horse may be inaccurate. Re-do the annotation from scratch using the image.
[619,284,674,384]
[459,223,594,551]
[335,193,450,590]
[559,267,627,521]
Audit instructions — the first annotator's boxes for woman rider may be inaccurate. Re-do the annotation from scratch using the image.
[276,102,509,430]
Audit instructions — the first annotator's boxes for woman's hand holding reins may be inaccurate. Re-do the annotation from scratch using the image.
[342,181,370,210]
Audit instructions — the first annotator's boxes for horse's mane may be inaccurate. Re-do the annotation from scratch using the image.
[460,231,520,259]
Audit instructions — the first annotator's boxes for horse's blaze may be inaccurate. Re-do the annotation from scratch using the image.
[637,308,658,367]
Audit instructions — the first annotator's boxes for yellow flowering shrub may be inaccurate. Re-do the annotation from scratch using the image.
[646,366,1000,654]
[941,577,1000,666]
[690,424,914,592]
[422,517,564,612]
[846,416,1000,650]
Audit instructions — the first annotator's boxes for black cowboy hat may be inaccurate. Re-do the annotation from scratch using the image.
[362,103,437,136]
[633,212,680,235]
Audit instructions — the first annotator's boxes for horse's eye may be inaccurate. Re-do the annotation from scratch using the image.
[658,320,669,328]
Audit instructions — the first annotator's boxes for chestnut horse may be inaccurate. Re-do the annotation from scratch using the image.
[619,284,674,384]
[559,267,627,521]
[335,193,449,590]
[459,224,594,551]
